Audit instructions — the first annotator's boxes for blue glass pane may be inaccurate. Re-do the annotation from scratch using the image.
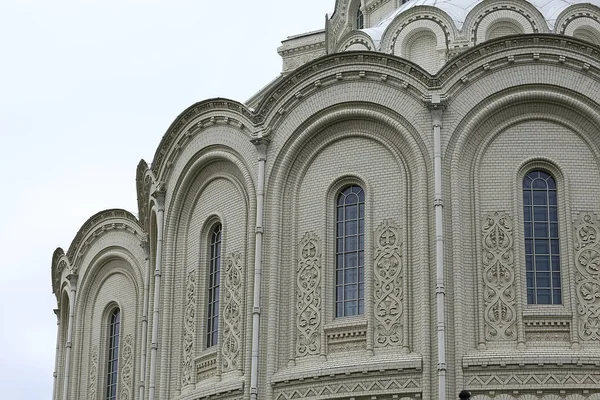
[534,222,548,237]
[345,193,358,205]
[358,235,364,249]
[532,179,547,189]
[536,255,550,271]
[524,222,532,237]
[526,271,534,287]
[551,239,560,254]
[552,272,561,287]
[344,267,357,286]
[534,207,548,221]
[346,205,357,219]
[345,253,357,268]
[337,207,343,219]
[346,220,357,235]
[546,176,556,189]
[337,238,344,252]
[358,204,364,219]
[551,256,561,271]
[358,299,364,314]
[336,303,343,317]
[336,286,344,299]
[550,223,559,237]
[336,269,344,284]
[537,289,552,304]
[526,255,534,270]
[549,206,558,221]
[345,236,357,251]
[523,176,532,189]
[345,284,357,300]
[527,289,535,304]
[536,272,550,287]
[553,290,562,305]
[535,239,549,254]
[345,302,357,316]
[358,266,364,282]
[523,192,532,205]
[524,207,532,222]
[358,190,365,202]
[359,219,364,233]
[358,250,364,264]
[337,222,344,236]
[533,190,547,204]
[525,239,533,254]
[548,191,557,205]
[539,171,550,180]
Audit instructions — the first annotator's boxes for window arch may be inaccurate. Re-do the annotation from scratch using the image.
[207,223,222,347]
[336,185,365,317]
[105,308,120,400]
[523,170,561,305]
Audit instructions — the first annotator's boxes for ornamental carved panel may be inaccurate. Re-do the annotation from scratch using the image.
[481,212,517,341]
[182,270,196,386]
[296,232,322,357]
[573,212,600,341]
[88,346,98,400]
[373,219,403,347]
[120,334,133,400]
[222,252,244,372]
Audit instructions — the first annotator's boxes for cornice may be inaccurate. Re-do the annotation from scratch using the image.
[66,209,143,272]
[151,99,256,178]
[556,4,600,35]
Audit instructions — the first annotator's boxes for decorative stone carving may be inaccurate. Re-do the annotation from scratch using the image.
[481,212,517,341]
[120,334,133,400]
[296,232,322,356]
[573,212,600,341]
[222,252,243,372]
[373,219,404,347]
[182,270,196,385]
[88,346,98,400]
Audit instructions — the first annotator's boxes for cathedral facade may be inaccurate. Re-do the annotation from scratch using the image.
[51,1,600,399]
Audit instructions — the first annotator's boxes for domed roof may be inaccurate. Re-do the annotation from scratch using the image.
[372,0,600,31]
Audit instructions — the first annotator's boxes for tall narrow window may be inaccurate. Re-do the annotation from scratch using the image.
[356,7,364,29]
[336,185,365,317]
[207,223,222,347]
[106,308,120,400]
[523,170,561,305]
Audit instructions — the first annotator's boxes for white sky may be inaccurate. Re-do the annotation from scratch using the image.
[0,1,332,398]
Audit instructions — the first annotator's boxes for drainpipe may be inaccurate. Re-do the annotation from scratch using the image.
[429,94,447,400]
[52,308,60,400]
[139,237,150,400]
[62,273,78,400]
[249,136,269,400]
[148,190,165,400]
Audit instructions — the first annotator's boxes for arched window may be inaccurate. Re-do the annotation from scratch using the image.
[207,223,222,347]
[356,7,364,29]
[106,308,120,400]
[336,185,365,317]
[523,171,561,305]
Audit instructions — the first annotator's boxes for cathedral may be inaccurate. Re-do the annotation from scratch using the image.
[51,0,600,399]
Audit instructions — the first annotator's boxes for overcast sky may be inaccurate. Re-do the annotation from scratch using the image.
[0,1,332,398]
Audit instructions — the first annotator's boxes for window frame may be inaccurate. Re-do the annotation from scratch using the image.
[206,222,222,348]
[105,307,121,400]
[335,184,366,318]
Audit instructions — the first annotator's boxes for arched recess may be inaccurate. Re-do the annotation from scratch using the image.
[462,0,548,45]
[386,17,449,74]
[335,30,376,52]
[265,102,430,389]
[446,86,600,383]
[73,250,142,400]
[55,288,70,400]
[159,146,255,397]
[563,17,600,45]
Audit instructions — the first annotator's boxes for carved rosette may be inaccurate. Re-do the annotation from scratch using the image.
[296,232,322,356]
[120,334,133,400]
[373,219,404,347]
[573,212,600,341]
[182,270,196,385]
[88,346,98,400]
[481,212,517,341]
[222,252,243,372]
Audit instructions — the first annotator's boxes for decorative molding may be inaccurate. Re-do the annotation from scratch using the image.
[465,370,600,390]
[120,334,133,400]
[481,212,517,341]
[573,212,600,341]
[182,270,196,386]
[222,252,243,372]
[196,352,217,381]
[273,375,422,400]
[296,232,322,357]
[373,219,404,347]
[88,346,98,400]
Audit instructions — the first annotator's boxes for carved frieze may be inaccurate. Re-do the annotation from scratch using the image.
[182,270,196,385]
[296,232,322,357]
[481,212,517,341]
[120,334,133,400]
[88,346,98,400]
[222,252,243,372]
[573,212,600,341]
[373,219,404,347]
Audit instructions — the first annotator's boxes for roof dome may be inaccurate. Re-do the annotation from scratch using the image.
[373,0,600,31]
